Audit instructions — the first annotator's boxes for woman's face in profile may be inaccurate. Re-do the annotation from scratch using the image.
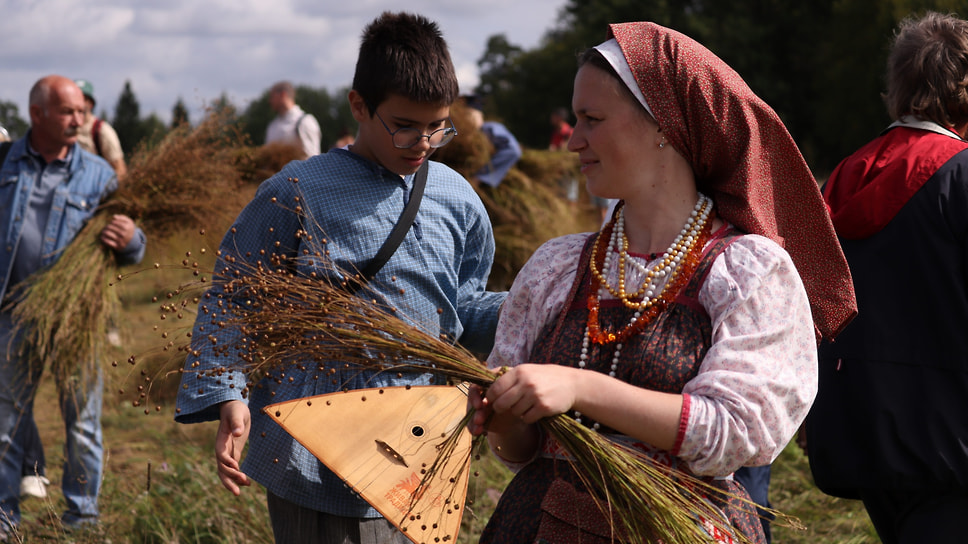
[568,63,663,201]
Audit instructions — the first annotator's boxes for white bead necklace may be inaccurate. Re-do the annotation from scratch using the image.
[575,193,712,430]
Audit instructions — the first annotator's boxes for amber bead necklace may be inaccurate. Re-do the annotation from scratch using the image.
[576,194,713,429]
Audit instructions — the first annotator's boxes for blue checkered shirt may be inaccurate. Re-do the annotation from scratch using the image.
[174,148,505,516]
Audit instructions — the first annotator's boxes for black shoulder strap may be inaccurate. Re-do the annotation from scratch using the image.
[0,141,11,168]
[294,113,308,136]
[345,160,429,294]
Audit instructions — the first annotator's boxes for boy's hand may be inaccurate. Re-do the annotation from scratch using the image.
[216,400,251,495]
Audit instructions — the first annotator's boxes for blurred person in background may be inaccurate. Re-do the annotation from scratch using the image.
[0,124,49,503]
[265,80,322,159]
[462,94,522,188]
[74,79,127,181]
[0,75,145,537]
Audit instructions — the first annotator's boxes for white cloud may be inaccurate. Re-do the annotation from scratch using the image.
[0,0,565,125]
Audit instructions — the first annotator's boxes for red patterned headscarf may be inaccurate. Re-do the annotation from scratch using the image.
[606,21,856,341]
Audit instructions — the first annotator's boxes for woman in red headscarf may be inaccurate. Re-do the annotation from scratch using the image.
[468,21,856,543]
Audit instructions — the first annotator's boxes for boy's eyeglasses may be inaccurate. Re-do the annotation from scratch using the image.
[374,111,457,149]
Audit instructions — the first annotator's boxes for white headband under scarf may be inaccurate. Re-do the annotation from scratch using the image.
[593,38,655,119]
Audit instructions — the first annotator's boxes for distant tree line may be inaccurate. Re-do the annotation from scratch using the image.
[2,0,965,175]
[474,0,968,175]
[0,101,29,140]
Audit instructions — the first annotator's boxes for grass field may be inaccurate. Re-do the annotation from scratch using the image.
[23,384,882,543]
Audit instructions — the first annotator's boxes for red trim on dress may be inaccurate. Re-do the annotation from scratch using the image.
[671,392,691,456]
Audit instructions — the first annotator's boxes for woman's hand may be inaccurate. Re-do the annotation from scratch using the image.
[480,363,684,452]
[468,364,580,435]
[467,367,551,464]
[484,364,581,423]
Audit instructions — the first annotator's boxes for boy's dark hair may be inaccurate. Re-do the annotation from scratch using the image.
[884,11,968,127]
[352,11,459,116]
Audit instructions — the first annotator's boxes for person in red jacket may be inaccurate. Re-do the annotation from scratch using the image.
[548,107,573,151]
[807,12,968,544]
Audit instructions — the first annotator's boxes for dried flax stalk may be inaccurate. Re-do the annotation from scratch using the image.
[159,252,793,544]
[6,110,249,389]
[6,214,117,383]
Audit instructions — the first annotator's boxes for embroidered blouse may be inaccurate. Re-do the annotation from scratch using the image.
[487,229,817,476]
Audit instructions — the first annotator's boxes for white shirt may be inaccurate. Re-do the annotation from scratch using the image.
[265,104,321,158]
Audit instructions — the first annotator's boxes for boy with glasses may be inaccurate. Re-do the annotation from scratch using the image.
[173,11,505,544]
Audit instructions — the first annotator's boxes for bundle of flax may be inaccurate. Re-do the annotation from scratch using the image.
[6,110,251,387]
[159,249,791,544]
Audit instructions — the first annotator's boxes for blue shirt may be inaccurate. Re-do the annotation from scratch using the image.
[476,121,522,188]
[175,148,505,516]
[0,134,146,304]
[10,144,72,287]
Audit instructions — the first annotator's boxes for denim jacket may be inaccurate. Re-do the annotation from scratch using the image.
[0,136,146,303]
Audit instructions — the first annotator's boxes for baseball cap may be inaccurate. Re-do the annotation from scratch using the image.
[75,79,96,105]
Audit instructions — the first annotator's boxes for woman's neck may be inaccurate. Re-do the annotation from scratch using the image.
[621,185,701,255]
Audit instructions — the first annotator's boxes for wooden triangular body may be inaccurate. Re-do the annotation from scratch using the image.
[265,385,473,544]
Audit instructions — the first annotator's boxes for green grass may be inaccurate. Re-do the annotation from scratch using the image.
[23,392,878,544]
[22,383,275,543]
[770,442,879,543]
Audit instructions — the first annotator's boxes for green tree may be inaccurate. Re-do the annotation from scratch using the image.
[321,86,356,150]
[476,34,524,101]
[113,80,143,154]
[476,1,671,149]
[294,85,339,148]
[171,98,190,129]
[474,31,568,148]
[210,92,238,119]
[0,100,29,140]
[479,0,968,174]
[139,113,168,150]
[238,91,273,146]
[667,1,836,169]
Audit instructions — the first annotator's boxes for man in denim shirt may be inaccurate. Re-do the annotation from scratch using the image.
[0,75,146,536]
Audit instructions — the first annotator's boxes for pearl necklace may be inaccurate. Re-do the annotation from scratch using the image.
[591,193,712,310]
[575,194,713,429]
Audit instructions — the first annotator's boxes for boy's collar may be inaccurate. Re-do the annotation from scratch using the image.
[330,146,419,183]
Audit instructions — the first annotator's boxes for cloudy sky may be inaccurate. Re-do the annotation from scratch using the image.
[0,0,567,125]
